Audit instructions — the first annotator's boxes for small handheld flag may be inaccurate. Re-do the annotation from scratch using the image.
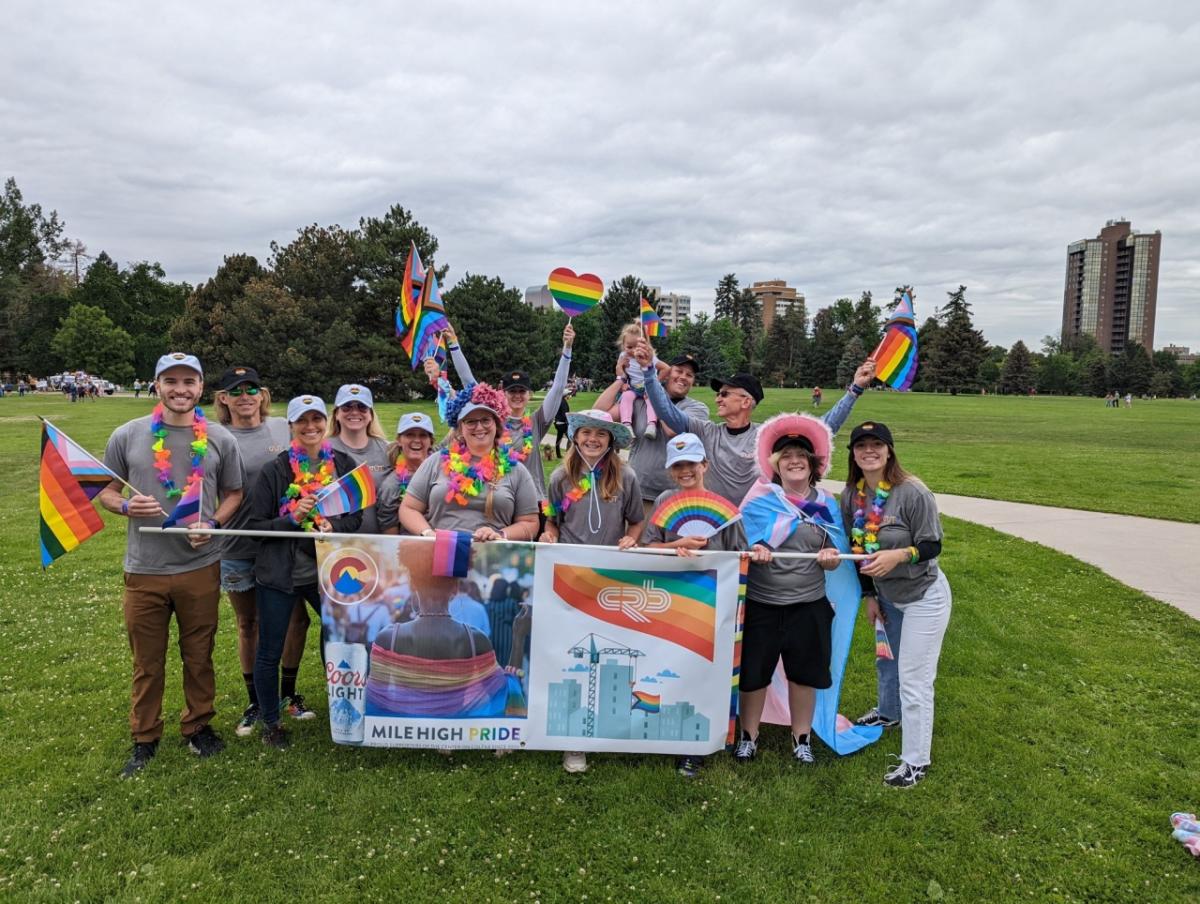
[871,289,919,391]
[651,490,740,539]
[40,419,121,499]
[431,529,472,578]
[640,297,667,338]
[397,242,451,369]
[162,479,202,529]
[313,464,377,517]
[874,618,894,660]
[39,422,105,567]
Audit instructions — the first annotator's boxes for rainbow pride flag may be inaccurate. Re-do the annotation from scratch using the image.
[40,419,117,500]
[640,297,667,338]
[651,489,740,539]
[553,565,718,661]
[39,422,104,567]
[162,479,202,529]
[398,242,451,369]
[874,617,894,660]
[397,242,426,338]
[872,290,918,391]
[432,529,472,578]
[314,463,377,517]
[631,690,661,713]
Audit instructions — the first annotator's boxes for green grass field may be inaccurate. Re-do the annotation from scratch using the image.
[3,394,1199,902]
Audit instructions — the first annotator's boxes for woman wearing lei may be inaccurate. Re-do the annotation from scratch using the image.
[378,411,437,534]
[538,409,644,774]
[399,383,539,543]
[246,396,363,749]
[840,421,951,789]
[328,383,389,534]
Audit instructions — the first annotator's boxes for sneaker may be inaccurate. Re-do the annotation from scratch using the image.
[884,761,928,788]
[855,707,899,728]
[643,422,657,440]
[283,694,317,720]
[185,725,226,758]
[792,735,815,764]
[235,703,260,738]
[261,723,290,749]
[562,751,588,773]
[733,731,757,764]
[119,740,159,778]
[676,755,704,778]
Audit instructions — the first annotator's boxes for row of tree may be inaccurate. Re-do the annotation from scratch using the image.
[3,177,1199,399]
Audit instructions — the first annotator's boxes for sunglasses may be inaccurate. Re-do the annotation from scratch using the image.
[225,386,260,397]
[716,389,748,399]
[340,402,370,412]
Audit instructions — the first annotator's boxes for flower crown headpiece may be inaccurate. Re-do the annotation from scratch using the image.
[444,382,510,428]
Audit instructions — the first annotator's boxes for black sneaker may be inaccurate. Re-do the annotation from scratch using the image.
[884,761,928,788]
[283,694,317,720]
[185,725,226,758]
[119,740,159,778]
[262,723,290,749]
[733,731,757,764]
[676,756,705,778]
[235,703,260,737]
[855,707,900,728]
[792,735,815,764]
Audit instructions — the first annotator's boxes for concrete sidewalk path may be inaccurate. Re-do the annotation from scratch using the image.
[820,482,1200,620]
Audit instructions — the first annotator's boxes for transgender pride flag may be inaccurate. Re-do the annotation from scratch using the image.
[738,481,801,548]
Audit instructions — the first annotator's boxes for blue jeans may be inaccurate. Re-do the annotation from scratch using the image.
[875,595,905,722]
[254,583,322,726]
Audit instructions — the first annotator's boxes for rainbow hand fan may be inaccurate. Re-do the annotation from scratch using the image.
[651,490,741,539]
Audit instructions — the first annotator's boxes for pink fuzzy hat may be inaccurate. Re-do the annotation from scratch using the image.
[755,412,834,481]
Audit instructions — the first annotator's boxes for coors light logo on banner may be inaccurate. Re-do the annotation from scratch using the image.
[326,642,367,744]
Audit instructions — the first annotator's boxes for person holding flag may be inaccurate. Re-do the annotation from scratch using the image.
[378,412,437,533]
[733,414,844,766]
[840,421,951,788]
[98,353,245,778]
[246,396,364,749]
[328,384,388,534]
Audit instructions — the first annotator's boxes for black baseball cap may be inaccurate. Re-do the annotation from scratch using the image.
[668,353,700,375]
[710,372,764,405]
[849,421,895,447]
[772,434,814,454]
[501,370,532,391]
[216,366,261,391]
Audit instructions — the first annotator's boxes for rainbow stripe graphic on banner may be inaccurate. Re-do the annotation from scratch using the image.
[39,422,104,567]
[872,290,918,390]
[161,479,201,528]
[640,297,667,338]
[547,268,604,318]
[398,242,451,368]
[631,690,661,713]
[728,556,748,744]
[552,565,718,661]
[314,463,377,517]
[432,529,472,578]
[651,489,740,539]
[41,419,116,500]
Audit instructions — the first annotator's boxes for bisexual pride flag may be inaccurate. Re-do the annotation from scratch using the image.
[432,529,472,578]
[313,464,377,518]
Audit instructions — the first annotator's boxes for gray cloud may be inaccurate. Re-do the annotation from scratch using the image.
[4,0,1198,349]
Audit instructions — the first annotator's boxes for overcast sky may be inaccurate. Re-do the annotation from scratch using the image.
[4,1,1198,349]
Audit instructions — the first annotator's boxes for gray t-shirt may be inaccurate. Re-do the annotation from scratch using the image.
[839,477,942,604]
[641,488,747,552]
[330,435,390,534]
[626,392,710,501]
[405,451,540,534]
[104,414,244,575]
[747,486,832,605]
[224,417,291,560]
[548,465,643,547]
[376,459,427,533]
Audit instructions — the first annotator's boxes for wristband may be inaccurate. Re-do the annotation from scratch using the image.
[849,383,864,396]
[908,546,919,564]
[121,500,130,517]
[209,519,222,531]
[421,528,435,537]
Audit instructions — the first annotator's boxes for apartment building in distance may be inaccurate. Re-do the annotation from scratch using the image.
[748,280,805,331]
[646,287,692,329]
[1061,219,1161,354]
[524,285,555,310]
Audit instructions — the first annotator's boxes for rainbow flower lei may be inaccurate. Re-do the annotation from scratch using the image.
[851,478,891,556]
[441,439,511,506]
[280,440,335,531]
[392,459,415,498]
[541,472,594,519]
[501,416,534,465]
[150,403,208,500]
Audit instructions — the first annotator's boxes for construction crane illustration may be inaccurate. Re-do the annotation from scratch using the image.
[566,633,645,738]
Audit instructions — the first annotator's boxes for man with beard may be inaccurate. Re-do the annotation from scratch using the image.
[99,353,245,778]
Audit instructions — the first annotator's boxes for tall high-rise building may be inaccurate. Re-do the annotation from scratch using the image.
[645,288,692,330]
[1061,219,1161,354]
[749,280,805,331]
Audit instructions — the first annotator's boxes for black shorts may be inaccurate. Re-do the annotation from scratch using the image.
[739,597,834,692]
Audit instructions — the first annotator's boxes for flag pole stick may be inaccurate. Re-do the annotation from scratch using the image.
[141,527,873,560]
[39,416,145,497]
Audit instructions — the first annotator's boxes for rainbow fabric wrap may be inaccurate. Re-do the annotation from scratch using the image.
[651,489,740,539]
[872,291,918,390]
[397,242,451,368]
[365,648,512,717]
[640,297,667,338]
[631,690,661,713]
[314,463,377,517]
[547,268,603,318]
[39,421,104,567]
[432,529,472,578]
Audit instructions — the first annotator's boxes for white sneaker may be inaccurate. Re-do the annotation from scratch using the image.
[643,422,657,440]
[562,751,588,773]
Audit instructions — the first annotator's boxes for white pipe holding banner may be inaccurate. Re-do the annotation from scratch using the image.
[140,526,874,561]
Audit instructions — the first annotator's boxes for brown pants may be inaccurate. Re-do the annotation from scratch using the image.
[123,562,221,743]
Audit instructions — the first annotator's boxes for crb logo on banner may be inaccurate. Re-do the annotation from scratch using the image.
[596,581,670,623]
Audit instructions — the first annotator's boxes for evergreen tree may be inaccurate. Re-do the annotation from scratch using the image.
[910,315,942,391]
[925,285,987,394]
[1150,350,1184,398]
[443,274,549,386]
[762,301,808,386]
[1083,354,1110,397]
[170,254,266,373]
[1108,342,1153,396]
[850,291,882,351]
[836,336,867,387]
[978,345,1006,392]
[714,273,739,321]
[1000,340,1035,394]
[803,307,844,386]
[732,287,763,372]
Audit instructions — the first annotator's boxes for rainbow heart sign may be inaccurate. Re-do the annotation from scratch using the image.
[547,268,604,318]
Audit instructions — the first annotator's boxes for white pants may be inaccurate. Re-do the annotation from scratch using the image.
[887,571,952,767]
